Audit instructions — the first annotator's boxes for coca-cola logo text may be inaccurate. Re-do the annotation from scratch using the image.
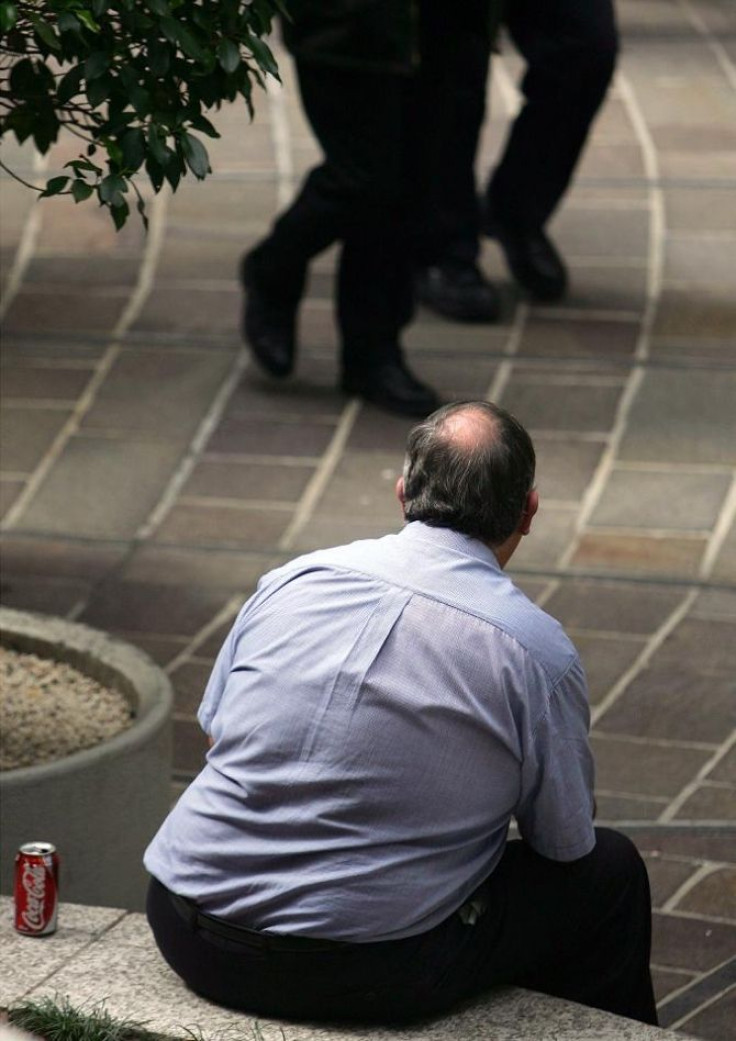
[20,862,48,931]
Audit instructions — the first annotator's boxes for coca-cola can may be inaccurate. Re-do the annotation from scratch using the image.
[14,841,59,936]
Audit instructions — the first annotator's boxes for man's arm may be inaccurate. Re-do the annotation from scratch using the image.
[515,657,596,862]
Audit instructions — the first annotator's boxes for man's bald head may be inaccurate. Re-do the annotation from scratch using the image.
[401,401,535,547]
[436,403,500,450]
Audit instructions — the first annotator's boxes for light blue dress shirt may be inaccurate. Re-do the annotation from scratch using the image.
[145,522,596,942]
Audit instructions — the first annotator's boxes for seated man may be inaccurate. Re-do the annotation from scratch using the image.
[144,400,657,1027]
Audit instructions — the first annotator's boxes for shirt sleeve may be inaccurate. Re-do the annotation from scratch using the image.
[196,562,301,734]
[197,622,239,735]
[515,657,596,861]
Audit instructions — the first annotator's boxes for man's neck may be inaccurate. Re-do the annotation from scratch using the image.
[491,533,522,570]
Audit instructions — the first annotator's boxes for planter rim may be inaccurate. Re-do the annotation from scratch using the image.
[0,607,174,785]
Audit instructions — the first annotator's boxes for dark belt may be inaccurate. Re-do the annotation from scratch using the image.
[167,888,348,953]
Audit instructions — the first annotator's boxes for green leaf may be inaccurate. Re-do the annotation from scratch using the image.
[191,71,219,108]
[129,10,154,31]
[189,114,220,139]
[40,175,70,197]
[5,27,26,52]
[31,18,61,53]
[120,128,145,171]
[71,180,94,203]
[99,174,127,203]
[4,108,34,144]
[86,75,110,106]
[0,2,18,32]
[106,140,124,167]
[66,157,103,175]
[85,51,109,81]
[104,108,135,136]
[247,34,278,77]
[198,48,217,75]
[57,12,81,34]
[181,133,210,179]
[147,0,170,15]
[148,39,171,77]
[160,16,179,44]
[117,64,138,91]
[110,196,131,230]
[9,58,36,95]
[147,126,169,166]
[191,6,208,30]
[159,16,206,60]
[175,23,206,61]
[57,65,85,105]
[217,39,240,74]
[30,107,60,153]
[145,156,165,193]
[76,10,100,32]
[164,150,183,190]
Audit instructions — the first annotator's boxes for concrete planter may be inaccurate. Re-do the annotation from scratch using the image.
[0,608,173,912]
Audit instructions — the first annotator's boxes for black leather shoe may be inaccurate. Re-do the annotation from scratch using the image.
[341,359,441,418]
[483,218,568,302]
[415,262,501,323]
[240,252,305,378]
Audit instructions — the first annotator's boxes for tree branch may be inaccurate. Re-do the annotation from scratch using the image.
[0,158,45,192]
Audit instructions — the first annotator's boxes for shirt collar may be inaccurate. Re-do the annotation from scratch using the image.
[399,521,503,572]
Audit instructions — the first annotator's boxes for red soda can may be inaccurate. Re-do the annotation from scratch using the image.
[14,842,59,936]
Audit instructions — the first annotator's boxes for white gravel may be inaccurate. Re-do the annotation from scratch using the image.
[0,646,133,771]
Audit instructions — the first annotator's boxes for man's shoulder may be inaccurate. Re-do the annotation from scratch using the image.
[262,532,403,583]
[256,528,580,683]
[495,588,579,684]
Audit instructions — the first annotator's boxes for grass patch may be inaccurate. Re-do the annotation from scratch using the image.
[7,996,201,1041]
[6,997,286,1041]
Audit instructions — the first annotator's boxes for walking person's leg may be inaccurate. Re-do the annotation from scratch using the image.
[411,0,500,322]
[243,58,439,415]
[483,0,618,300]
[242,61,404,380]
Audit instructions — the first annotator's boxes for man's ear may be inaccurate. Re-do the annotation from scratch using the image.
[519,488,539,536]
[396,476,406,513]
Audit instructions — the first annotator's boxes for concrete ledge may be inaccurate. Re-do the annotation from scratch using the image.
[0,609,173,910]
[0,898,692,1041]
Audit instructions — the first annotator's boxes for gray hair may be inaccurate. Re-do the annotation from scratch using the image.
[402,400,535,546]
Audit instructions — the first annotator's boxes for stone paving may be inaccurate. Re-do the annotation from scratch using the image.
[1,0,735,1038]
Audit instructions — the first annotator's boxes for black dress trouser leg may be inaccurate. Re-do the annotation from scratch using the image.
[419,0,618,263]
[146,828,658,1027]
[250,61,415,374]
[410,0,494,268]
[487,0,618,230]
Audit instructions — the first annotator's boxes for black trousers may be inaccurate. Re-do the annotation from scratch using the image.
[146,828,658,1027]
[251,60,416,372]
[423,0,619,265]
[251,3,495,371]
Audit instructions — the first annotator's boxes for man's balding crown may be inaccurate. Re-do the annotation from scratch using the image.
[436,404,499,454]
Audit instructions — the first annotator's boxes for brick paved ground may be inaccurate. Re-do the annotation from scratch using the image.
[1,1,734,1037]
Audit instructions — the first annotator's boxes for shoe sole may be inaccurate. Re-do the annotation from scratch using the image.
[415,291,501,324]
[341,378,441,418]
